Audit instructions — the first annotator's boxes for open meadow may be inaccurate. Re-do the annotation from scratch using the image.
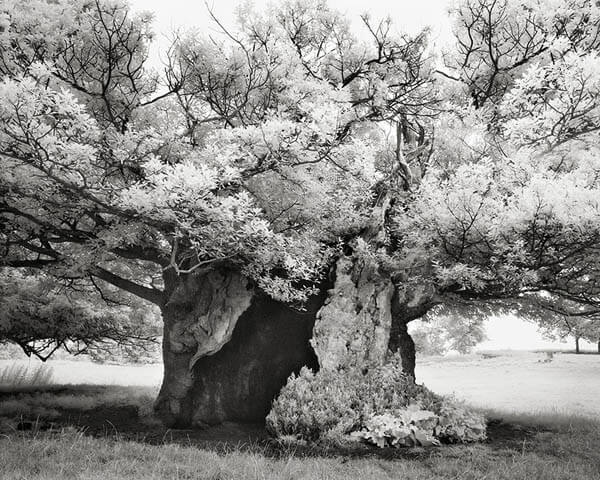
[0,350,598,480]
[417,351,600,418]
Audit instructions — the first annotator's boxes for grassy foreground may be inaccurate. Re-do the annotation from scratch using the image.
[0,411,599,480]
[1,353,599,479]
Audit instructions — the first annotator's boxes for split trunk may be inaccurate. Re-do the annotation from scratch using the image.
[154,259,430,427]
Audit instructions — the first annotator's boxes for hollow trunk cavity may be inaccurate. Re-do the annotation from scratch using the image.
[155,269,324,427]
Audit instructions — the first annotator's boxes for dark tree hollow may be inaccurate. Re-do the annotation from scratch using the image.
[155,271,327,427]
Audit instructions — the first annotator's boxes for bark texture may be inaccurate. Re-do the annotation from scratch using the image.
[155,269,325,427]
[155,269,253,427]
[312,256,394,370]
[388,283,436,379]
[155,255,434,427]
[311,256,436,378]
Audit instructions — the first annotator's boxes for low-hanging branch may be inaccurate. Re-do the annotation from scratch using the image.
[91,266,163,306]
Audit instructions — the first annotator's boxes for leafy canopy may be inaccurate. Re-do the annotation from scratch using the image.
[0,0,433,306]
[1,0,600,356]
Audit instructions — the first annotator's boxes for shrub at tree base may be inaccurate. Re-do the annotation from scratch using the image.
[266,358,486,447]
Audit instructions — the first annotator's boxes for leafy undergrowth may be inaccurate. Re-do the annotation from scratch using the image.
[0,386,599,479]
[267,360,486,448]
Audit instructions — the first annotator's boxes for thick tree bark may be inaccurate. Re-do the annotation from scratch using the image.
[309,254,439,381]
[155,269,253,427]
[311,256,394,370]
[154,255,436,427]
[155,269,326,427]
[310,256,434,381]
[597,339,599,354]
[391,321,416,379]
[575,336,580,354]
[310,186,434,379]
[388,283,437,380]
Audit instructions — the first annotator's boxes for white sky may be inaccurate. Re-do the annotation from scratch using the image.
[130,0,453,34]
[478,316,596,351]
[129,0,454,67]
[127,0,595,352]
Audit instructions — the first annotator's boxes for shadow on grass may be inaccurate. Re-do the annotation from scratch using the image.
[0,384,557,461]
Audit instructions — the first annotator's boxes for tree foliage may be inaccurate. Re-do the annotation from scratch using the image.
[0,0,433,305]
[520,293,600,350]
[403,0,600,312]
[0,271,160,360]
[410,313,487,355]
[1,0,600,359]
[536,315,600,349]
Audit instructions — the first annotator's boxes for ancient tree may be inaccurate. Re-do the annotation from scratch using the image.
[2,0,600,427]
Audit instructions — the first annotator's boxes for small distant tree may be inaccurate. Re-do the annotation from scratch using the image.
[411,312,487,355]
[411,306,488,355]
[519,293,600,353]
[536,316,600,354]
[522,296,600,353]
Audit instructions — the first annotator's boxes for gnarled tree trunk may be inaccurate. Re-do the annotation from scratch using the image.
[302,181,437,380]
[312,256,394,370]
[311,256,435,381]
[155,269,325,427]
[389,320,416,378]
[389,283,437,380]
[154,254,436,427]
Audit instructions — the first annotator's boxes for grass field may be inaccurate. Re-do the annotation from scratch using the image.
[0,351,599,480]
[417,351,600,418]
